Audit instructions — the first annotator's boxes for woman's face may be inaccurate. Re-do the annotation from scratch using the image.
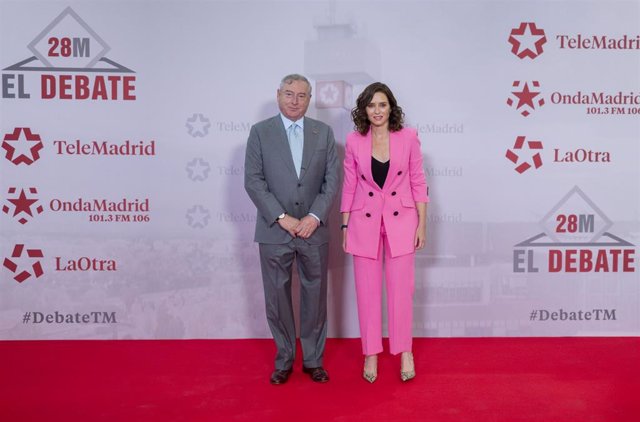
[366,91,391,129]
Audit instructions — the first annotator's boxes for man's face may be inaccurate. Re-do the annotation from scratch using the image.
[277,80,311,121]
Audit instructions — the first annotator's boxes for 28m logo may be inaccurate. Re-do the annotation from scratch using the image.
[47,37,90,58]
[2,7,136,101]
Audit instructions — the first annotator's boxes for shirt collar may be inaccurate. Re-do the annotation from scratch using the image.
[280,114,304,130]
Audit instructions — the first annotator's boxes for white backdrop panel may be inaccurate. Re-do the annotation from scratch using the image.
[0,0,638,339]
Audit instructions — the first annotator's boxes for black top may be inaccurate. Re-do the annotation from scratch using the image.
[371,157,390,189]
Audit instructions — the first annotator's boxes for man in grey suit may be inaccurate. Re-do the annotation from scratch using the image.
[244,74,338,384]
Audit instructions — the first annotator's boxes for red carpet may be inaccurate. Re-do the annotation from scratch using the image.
[1,337,638,421]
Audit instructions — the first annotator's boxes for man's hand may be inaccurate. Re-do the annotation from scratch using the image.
[278,215,301,237]
[295,215,320,239]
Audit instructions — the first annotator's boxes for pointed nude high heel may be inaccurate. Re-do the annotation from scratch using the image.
[363,355,378,383]
[400,352,415,382]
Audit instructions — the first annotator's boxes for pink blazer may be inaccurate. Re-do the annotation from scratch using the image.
[340,127,429,259]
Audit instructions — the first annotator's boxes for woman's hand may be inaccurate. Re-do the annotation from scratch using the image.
[415,203,427,250]
[341,213,350,252]
[342,228,348,252]
[414,222,426,250]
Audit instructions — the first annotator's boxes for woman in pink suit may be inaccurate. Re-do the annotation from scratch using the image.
[340,82,429,383]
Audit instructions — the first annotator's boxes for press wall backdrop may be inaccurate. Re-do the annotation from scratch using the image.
[1,0,639,339]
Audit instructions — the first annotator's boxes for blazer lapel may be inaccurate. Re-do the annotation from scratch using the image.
[384,130,405,191]
[299,117,318,180]
[359,130,376,189]
[269,116,296,175]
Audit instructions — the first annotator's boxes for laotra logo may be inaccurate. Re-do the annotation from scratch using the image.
[513,186,635,274]
[2,243,119,282]
[3,244,44,283]
[2,7,136,101]
[505,135,612,174]
[505,136,543,174]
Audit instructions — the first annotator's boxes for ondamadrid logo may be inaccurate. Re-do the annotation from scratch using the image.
[550,90,640,116]
[3,244,44,283]
[2,187,44,225]
[2,7,136,101]
[2,127,44,165]
[507,81,545,117]
[508,22,547,59]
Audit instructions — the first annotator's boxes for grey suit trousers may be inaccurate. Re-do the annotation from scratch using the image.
[259,239,329,370]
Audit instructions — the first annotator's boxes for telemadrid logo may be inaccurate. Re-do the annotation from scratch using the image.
[509,21,639,54]
[1,7,136,101]
[508,22,547,59]
[2,127,43,165]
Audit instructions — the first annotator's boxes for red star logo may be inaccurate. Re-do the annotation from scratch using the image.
[507,81,545,117]
[3,244,44,283]
[512,83,539,109]
[2,127,44,165]
[3,187,44,224]
[505,135,543,174]
[508,22,547,59]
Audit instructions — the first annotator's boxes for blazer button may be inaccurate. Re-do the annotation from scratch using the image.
[391,191,397,196]
[393,211,399,216]
[297,183,302,187]
[366,213,371,218]
[361,175,366,180]
[368,192,373,197]
[295,202,299,206]
[397,171,402,175]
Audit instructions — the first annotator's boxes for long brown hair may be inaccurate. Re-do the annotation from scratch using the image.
[351,82,404,135]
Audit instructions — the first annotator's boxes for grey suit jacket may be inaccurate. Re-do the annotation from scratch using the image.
[244,115,338,245]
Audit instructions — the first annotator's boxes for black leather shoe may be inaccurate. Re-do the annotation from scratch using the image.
[302,366,329,383]
[270,368,292,385]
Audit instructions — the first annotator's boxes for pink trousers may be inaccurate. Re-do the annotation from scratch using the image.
[352,220,415,356]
